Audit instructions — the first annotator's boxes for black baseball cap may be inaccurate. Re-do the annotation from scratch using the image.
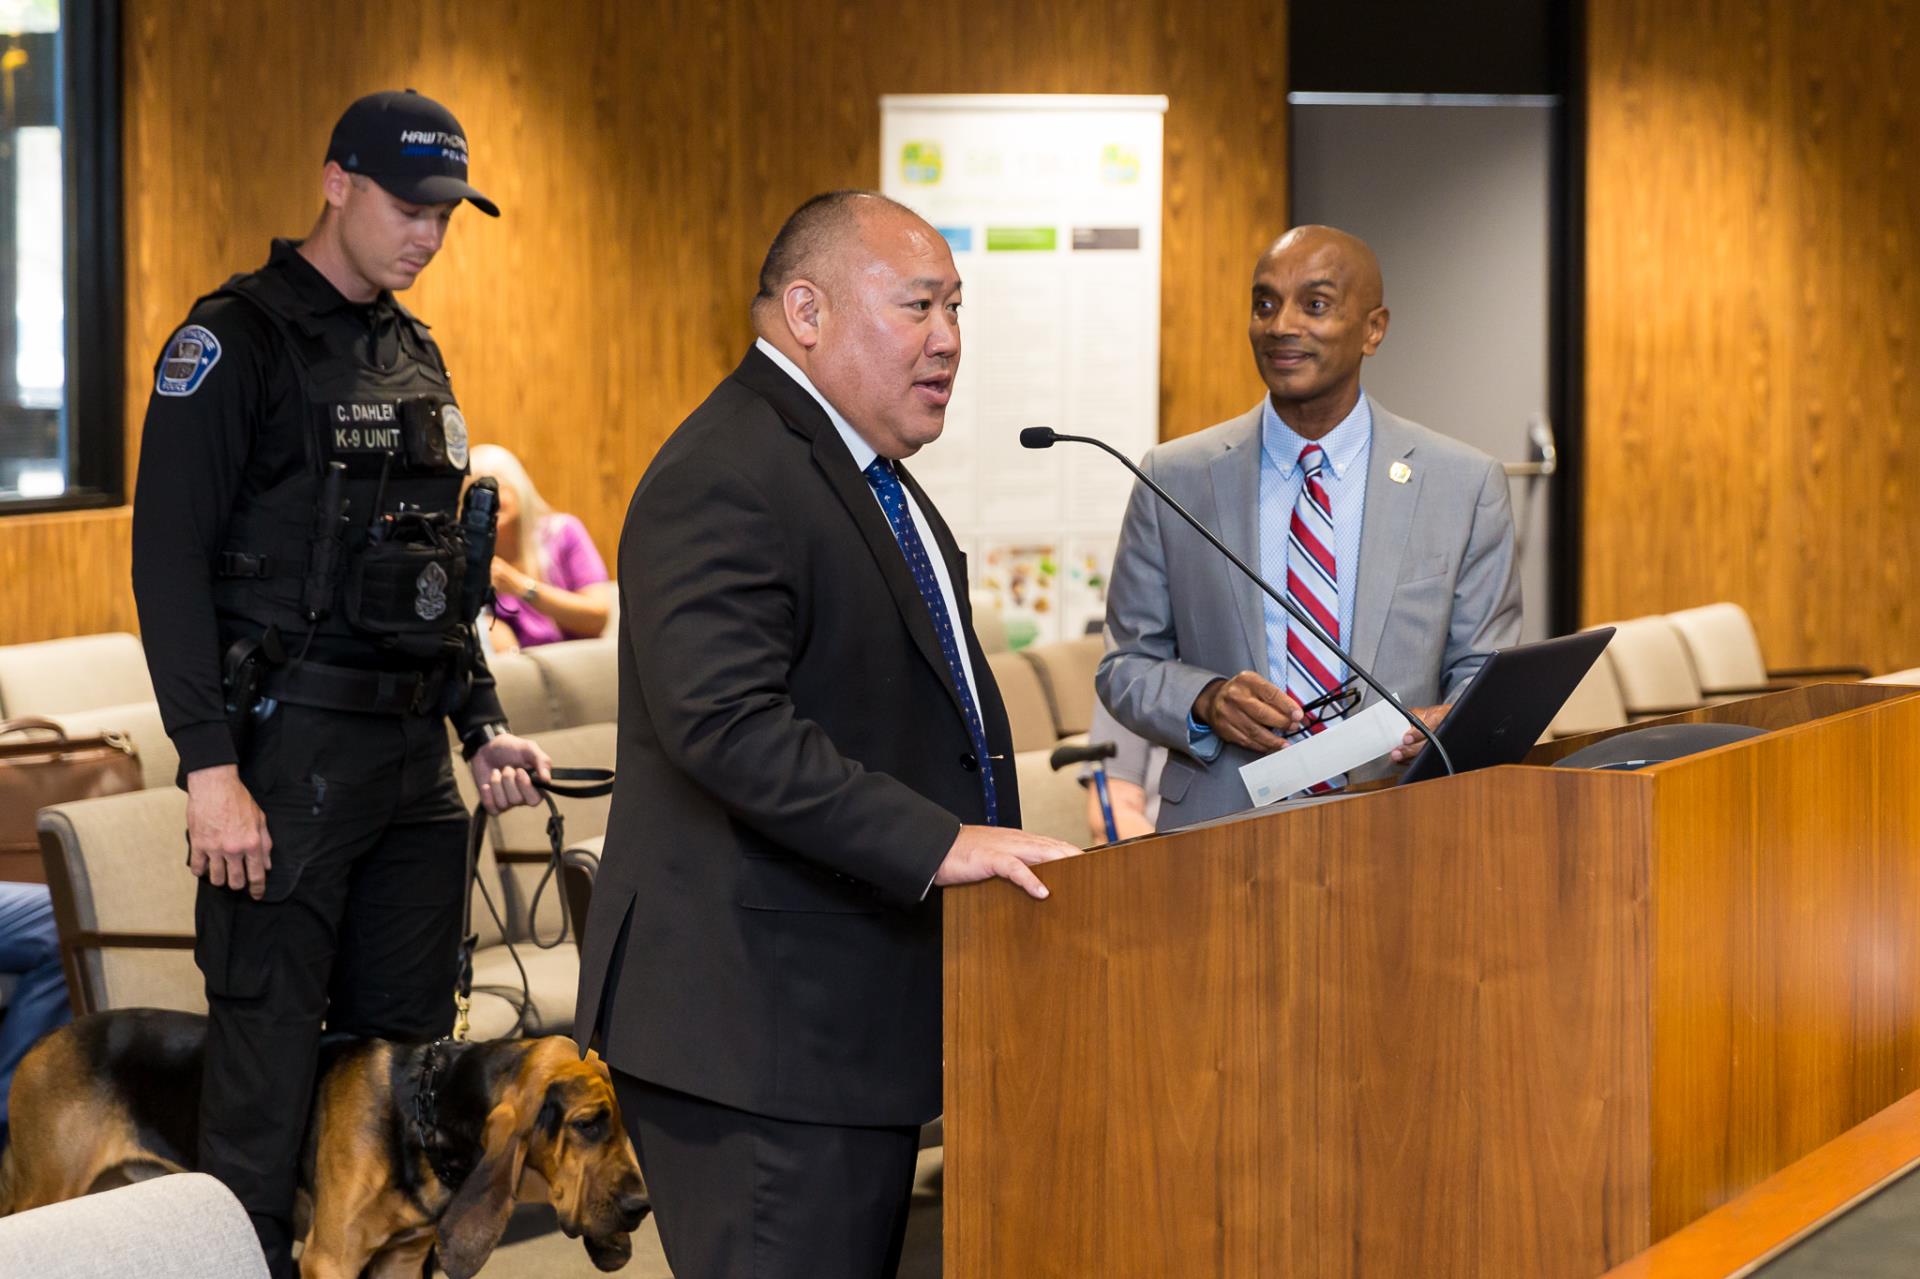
[325,89,500,218]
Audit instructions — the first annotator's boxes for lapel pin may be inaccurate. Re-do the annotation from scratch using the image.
[1389,460,1413,484]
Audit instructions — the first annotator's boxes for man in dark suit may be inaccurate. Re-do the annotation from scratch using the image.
[576,190,1079,1278]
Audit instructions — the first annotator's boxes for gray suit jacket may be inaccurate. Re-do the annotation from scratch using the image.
[1096,396,1522,828]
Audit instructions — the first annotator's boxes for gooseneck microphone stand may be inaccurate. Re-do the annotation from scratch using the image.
[1021,426,1453,778]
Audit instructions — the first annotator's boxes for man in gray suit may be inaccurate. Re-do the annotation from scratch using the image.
[1097,225,1521,828]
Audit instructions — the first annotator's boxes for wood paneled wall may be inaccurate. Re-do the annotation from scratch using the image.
[16,1,1920,674]
[1585,0,1920,673]
[0,0,1286,647]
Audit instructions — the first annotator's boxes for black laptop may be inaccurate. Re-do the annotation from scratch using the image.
[1397,628,1616,785]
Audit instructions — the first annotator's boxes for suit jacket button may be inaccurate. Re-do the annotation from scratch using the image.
[959,752,978,772]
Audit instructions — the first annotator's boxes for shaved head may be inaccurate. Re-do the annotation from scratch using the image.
[1247,224,1390,437]
[1259,225,1384,309]
[753,190,925,326]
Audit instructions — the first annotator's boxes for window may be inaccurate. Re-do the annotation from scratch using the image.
[0,0,120,511]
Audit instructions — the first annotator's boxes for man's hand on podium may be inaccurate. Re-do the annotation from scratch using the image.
[1388,704,1451,763]
[1193,671,1305,754]
[935,826,1082,900]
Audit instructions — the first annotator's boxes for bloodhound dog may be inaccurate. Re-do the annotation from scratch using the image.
[0,1008,648,1278]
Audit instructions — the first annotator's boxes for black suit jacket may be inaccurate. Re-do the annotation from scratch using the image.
[576,346,1018,1127]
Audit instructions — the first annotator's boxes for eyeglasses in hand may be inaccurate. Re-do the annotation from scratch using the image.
[1283,679,1360,739]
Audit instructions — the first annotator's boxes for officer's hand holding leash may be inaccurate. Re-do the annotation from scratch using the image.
[469,731,553,814]
[185,764,275,900]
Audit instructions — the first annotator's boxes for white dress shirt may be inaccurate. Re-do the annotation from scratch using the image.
[754,338,983,712]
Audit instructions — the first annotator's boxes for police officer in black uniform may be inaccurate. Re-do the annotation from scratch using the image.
[130,90,551,1277]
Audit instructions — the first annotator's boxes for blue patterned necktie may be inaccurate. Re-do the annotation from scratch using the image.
[863,459,999,824]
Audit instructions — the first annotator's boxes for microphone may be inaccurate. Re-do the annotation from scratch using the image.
[1049,740,1118,771]
[1025,427,1453,776]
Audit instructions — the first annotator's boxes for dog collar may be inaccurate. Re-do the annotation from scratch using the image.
[411,1038,475,1192]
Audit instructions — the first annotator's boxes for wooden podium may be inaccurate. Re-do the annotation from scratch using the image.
[943,683,1920,1278]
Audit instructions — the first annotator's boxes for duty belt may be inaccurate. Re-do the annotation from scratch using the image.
[261,659,448,716]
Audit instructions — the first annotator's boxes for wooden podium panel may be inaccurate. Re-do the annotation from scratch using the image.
[944,684,1920,1278]
[1640,689,1920,1238]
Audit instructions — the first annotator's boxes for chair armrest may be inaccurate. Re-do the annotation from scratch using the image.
[560,847,599,944]
[70,930,196,949]
[1768,664,1871,681]
[1700,682,1798,698]
[57,930,196,1017]
[1626,704,1707,721]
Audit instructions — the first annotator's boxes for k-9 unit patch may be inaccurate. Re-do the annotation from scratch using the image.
[328,402,406,454]
[155,325,222,397]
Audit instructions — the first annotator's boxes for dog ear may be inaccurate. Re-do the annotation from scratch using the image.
[436,1098,530,1279]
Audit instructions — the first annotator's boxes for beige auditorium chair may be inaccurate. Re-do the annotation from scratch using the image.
[524,636,618,728]
[443,649,553,763]
[460,721,615,1036]
[1545,645,1630,740]
[1870,667,1920,686]
[1019,635,1104,739]
[37,786,202,1015]
[0,1173,268,1279]
[985,650,1061,753]
[969,594,1010,654]
[0,632,154,717]
[484,648,557,737]
[1013,748,1095,847]
[463,855,569,1040]
[1666,601,1870,696]
[49,701,179,790]
[1592,616,1713,719]
[488,721,613,921]
[40,780,545,1042]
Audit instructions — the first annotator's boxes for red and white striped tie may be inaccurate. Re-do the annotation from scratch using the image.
[1285,443,1342,739]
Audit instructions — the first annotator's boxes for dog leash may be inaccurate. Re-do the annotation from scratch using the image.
[455,765,614,1041]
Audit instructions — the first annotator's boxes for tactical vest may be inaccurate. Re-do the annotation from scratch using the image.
[209,265,477,661]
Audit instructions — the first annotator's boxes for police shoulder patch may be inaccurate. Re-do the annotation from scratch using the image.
[155,324,222,397]
[441,403,469,470]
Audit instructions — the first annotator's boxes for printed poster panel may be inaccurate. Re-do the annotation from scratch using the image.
[973,541,1063,652]
[883,95,1166,646]
[1061,535,1116,640]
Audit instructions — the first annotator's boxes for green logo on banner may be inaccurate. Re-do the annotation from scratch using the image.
[986,226,1058,252]
[901,141,943,184]
[1101,144,1141,184]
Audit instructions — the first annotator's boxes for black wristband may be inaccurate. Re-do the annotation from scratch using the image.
[460,720,508,762]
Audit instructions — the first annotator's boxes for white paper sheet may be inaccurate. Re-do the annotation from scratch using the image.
[1238,701,1412,807]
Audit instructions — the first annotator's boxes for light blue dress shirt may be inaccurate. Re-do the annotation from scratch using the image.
[1188,392,1373,760]
[1257,392,1373,691]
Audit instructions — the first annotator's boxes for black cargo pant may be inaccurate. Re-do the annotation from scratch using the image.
[193,701,468,1278]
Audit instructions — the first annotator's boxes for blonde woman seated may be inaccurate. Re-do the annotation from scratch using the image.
[469,443,613,650]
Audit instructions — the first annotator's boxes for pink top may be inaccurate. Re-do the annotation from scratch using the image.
[491,513,610,648]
